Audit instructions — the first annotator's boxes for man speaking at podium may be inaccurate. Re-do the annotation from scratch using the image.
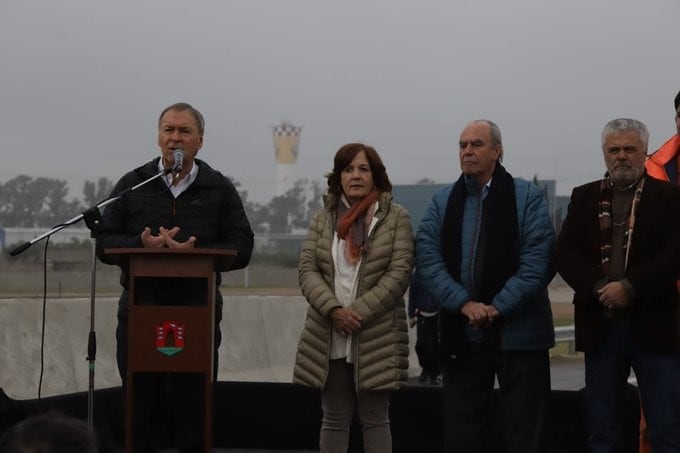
[96,102,254,452]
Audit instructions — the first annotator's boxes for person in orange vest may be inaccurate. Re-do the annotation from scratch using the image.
[646,91,680,182]
[639,90,680,453]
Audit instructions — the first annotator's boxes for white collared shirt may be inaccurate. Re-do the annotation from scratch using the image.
[158,160,199,198]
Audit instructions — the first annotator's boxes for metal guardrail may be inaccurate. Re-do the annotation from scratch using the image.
[555,325,575,342]
[555,325,575,354]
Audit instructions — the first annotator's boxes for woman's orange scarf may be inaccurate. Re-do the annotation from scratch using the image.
[336,190,381,264]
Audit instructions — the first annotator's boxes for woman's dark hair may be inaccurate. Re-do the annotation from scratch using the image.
[326,143,392,196]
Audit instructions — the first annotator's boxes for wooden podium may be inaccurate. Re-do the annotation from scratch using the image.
[105,248,237,453]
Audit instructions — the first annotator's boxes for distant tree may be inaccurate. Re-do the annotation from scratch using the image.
[268,182,305,233]
[246,203,271,233]
[0,175,81,227]
[261,178,324,233]
[305,179,324,224]
[0,175,34,226]
[224,176,268,233]
[82,178,114,207]
[39,179,83,227]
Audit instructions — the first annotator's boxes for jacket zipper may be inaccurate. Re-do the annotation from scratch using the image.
[352,202,385,392]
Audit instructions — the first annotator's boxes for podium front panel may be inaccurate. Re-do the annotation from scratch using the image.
[128,305,214,374]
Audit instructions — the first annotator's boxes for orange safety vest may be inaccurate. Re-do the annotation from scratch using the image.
[640,134,680,453]
[645,134,680,182]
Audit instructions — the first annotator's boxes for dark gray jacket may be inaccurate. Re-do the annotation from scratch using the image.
[96,157,254,319]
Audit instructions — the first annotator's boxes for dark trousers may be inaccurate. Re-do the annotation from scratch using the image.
[415,314,441,378]
[585,324,680,453]
[442,344,551,453]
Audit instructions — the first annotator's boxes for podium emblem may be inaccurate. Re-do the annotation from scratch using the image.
[155,321,185,356]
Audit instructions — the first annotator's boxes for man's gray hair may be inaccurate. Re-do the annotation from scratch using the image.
[601,118,649,150]
[473,119,503,162]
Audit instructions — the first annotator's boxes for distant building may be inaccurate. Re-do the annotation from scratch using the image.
[392,184,446,232]
[272,122,302,197]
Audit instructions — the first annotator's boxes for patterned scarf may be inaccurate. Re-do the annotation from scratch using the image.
[336,190,381,264]
[598,173,645,276]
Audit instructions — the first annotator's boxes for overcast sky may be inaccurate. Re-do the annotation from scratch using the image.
[1,0,679,204]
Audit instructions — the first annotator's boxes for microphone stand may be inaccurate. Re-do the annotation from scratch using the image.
[10,168,172,427]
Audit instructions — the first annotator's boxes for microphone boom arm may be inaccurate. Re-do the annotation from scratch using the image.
[9,168,171,256]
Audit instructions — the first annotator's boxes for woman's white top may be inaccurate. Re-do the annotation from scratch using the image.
[329,200,379,362]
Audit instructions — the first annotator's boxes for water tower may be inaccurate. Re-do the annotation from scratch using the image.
[272,121,302,197]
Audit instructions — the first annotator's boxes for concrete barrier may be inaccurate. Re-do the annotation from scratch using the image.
[1,285,575,400]
[1,297,119,399]
[0,295,419,400]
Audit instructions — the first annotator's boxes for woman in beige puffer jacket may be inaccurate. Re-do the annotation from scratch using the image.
[293,143,414,453]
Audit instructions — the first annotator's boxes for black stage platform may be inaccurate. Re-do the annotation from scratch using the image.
[0,381,641,452]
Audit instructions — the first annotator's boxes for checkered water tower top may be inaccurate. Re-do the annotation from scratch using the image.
[273,122,302,164]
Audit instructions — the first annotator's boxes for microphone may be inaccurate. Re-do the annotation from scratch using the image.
[170,149,184,182]
[172,149,184,173]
